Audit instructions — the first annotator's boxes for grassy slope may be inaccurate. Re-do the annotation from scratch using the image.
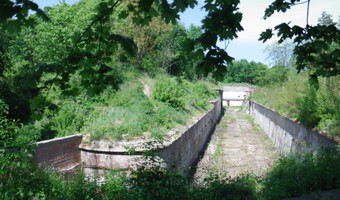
[31,73,218,141]
[251,72,340,138]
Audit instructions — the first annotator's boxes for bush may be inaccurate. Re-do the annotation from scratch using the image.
[261,148,340,200]
[251,73,340,137]
[152,77,185,110]
[188,81,216,110]
[296,84,322,128]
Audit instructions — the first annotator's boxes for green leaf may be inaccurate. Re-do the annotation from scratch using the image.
[308,74,319,90]
[108,34,137,57]
[259,29,273,42]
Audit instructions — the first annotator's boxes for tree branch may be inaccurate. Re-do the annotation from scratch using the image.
[43,0,122,101]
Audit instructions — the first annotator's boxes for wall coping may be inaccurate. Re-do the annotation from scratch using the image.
[37,134,83,147]
[250,100,339,143]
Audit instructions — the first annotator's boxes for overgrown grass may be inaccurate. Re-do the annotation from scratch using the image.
[3,147,340,200]
[27,72,218,141]
[1,111,339,199]
[251,72,340,138]
[83,74,217,141]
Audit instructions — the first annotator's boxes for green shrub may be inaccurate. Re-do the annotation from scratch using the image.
[50,100,88,137]
[0,109,63,200]
[251,73,340,137]
[296,84,322,128]
[195,173,258,200]
[152,77,185,110]
[103,167,192,200]
[261,148,340,200]
[189,81,216,110]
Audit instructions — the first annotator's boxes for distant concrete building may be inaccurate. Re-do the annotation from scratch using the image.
[222,86,255,107]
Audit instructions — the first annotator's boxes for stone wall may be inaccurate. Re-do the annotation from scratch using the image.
[34,134,83,172]
[249,101,337,154]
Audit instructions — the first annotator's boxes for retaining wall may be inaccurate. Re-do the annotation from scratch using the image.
[34,134,83,172]
[79,90,223,173]
[249,101,337,154]
[158,95,223,171]
[33,90,223,174]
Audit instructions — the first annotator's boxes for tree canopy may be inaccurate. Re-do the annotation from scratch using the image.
[259,0,339,86]
[1,0,339,82]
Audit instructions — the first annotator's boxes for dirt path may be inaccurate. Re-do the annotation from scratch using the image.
[193,107,279,183]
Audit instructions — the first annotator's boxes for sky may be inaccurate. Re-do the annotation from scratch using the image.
[34,0,339,65]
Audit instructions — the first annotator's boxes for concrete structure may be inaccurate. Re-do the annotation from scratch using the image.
[33,94,337,174]
[222,86,255,107]
[33,90,223,174]
[80,90,223,174]
[249,101,337,154]
[34,134,83,172]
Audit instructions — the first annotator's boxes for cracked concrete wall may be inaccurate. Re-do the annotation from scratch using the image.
[249,101,337,154]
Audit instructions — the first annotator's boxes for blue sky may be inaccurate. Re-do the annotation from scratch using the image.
[34,0,339,65]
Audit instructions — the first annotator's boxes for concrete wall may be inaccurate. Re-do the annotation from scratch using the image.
[249,101,337,154]
[79,90,223,173]
[33,90,223,174]
[34,134,83,172]
[158,96,222,172]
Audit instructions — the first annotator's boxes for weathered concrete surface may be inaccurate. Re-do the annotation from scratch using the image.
[34,134,83,172]
[194,107,278,183]
[249,101,337,154]
[80,90,223,173]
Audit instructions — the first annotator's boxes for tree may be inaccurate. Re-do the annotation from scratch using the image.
[259,0,340,87]
[318,11,336,26]
[224,59,268,85]
[264,40,296,69]
[2,0,338,83]
[121,0,243,80]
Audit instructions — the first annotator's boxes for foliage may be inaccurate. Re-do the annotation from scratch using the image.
[260,1,340,84]
[261,148,340,200]
[85,75,216,141]
[0,0,48,33]
[0,101,57,200]
[295,82,323,127]
[122,0,243,80]
[224,59,267,85]
[264,40,296,69]
[251,73,340,137]
[152,77,185,110]
[223,59,290,86]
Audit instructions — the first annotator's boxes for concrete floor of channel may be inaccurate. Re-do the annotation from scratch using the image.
[193,107,279,184]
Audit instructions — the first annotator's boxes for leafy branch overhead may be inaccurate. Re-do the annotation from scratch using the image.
[0,0,49,32]
[1,0,338,83]
[259,0,340,87]
[122,0,243,80]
